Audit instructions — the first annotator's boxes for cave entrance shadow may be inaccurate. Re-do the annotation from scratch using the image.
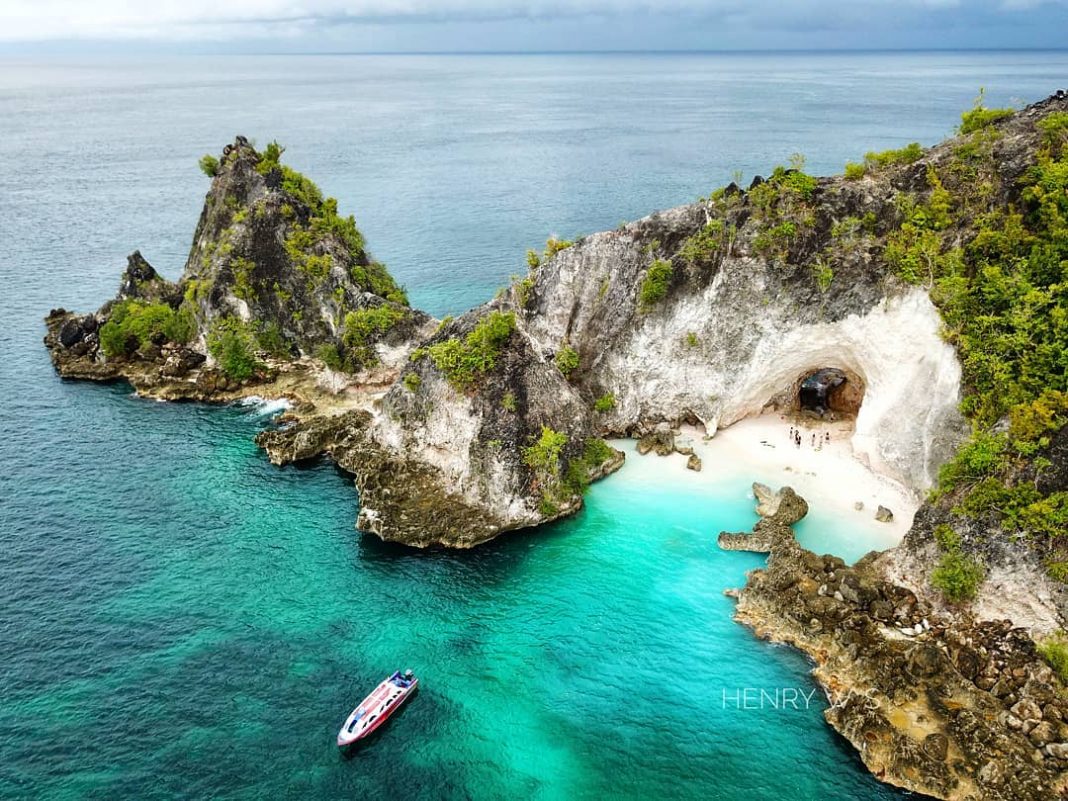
[793,367,864,421]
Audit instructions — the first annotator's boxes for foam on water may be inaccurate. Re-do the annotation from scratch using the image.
[239,396,294,416]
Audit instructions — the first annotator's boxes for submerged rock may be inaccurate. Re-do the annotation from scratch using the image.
[876,505,894,523]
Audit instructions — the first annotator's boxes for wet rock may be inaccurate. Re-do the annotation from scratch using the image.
[686,453,702,471]
[875,505,894,523]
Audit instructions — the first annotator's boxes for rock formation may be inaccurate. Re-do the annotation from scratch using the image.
[722,488,1068,800]
[45,94,1067,557]
[42,89,1068,800]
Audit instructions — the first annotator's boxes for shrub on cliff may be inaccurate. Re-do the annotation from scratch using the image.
[316,343,343,371]
[593,393,616,412]
[207,317,261,381]
[555,344,579,378]
[341,305,408,369]
[256,140,407,305]
[931,550,985,603]
[959,89,1014,135]
[639,259,673,311]
[99,300,195,357]
[844,162,866,180]
[863,142,923,169]
[679,220,727,266]
[198,154,219,177]
[427,311,516,391]
[1037,633,1068,683]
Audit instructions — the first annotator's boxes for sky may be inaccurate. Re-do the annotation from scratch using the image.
[1,0,1067,52]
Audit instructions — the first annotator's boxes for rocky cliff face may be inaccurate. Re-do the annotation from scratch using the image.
[47,95,1067,553]
[45,137,430,398]
[44,92,1068,801]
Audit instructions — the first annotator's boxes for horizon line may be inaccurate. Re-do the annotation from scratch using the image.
[3,46,1068,57]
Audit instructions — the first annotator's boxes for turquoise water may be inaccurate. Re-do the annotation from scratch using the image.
[4,52,1068,799]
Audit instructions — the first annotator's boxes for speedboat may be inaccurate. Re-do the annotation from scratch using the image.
[337,670,418,747]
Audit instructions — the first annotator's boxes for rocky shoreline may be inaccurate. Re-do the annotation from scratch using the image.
[42,94,1068,797]
[723,484,1068,800]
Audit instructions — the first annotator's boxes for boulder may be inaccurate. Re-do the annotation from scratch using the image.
[754,483,809,525]
[875,505,894,523]
[637,422,674,456]
[686,453,702,471]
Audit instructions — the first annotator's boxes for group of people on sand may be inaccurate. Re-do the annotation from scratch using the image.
[789,425,831,451]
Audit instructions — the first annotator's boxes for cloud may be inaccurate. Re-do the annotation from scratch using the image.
[0,0,1063,43]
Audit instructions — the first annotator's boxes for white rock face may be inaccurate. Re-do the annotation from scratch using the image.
[524,206,965,495]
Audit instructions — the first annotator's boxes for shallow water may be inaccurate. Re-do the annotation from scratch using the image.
[4,52,1068,799]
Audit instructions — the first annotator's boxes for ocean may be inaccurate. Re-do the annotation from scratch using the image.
[2,51,1066,799]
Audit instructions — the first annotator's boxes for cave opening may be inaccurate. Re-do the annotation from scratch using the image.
[796,368,864,419]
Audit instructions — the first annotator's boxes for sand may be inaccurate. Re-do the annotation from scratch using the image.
[609,413,919,554]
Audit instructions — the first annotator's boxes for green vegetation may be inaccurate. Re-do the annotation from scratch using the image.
[199,154,220,178]
[1037,633,1068,683]
[679,220,727,266]
[931,550,985,603]
[526,249,541,269]
[523,428,615,515]
[427,311,516,391]
[341,304,408,369]
[543,237,574,260]
[935,432,1007,495]
[929,520,984,603]
[639,259,674,311]
[901,102,1068,580]
[523,426,568,478]
[864,142,924,170]
[1038,111,1068,155]
[813,259,834,292]
[593,392,616,413]
[255,322,289,357]
[231,256,256,301]
[685,332,700,348]
[316,343,343,371]
[99,300,195,358]
[582,438,615,468]
[555,344,579,378]
[255,141,406,304]
[844,162,866,180]
[206,317,262,381]
[501,392,517,412]
[753,220,798,261]
[402,372,422,392]
[883,183,960,285]
[959,89,1014,135]
[514,276,535,307]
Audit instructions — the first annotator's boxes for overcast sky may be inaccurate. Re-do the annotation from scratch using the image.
[2,0,1067,52]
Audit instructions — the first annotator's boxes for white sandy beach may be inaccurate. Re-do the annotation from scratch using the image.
[610,413,919,556]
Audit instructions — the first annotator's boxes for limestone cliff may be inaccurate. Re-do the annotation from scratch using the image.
[45,137,431,398]
[46,95,1066,566]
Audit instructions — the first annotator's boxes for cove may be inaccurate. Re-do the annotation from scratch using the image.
[2,384,905,799]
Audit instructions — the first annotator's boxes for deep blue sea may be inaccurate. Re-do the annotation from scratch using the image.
[2,52,1066,800]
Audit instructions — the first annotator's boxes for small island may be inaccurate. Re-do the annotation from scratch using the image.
[45,91,1068,800]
